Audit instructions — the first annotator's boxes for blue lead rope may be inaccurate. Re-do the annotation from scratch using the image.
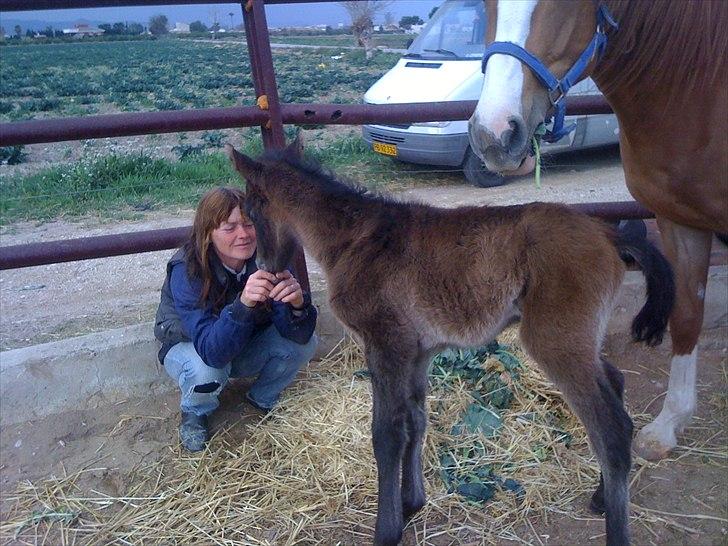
[481,3,618,143]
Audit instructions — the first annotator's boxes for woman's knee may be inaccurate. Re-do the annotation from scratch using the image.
[164,342,231,389]
[287,334,318,365]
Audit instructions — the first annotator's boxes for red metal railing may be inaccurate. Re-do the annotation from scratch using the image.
[0,0,645,278]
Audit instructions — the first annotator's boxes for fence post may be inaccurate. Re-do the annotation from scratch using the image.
[242,0,310,292]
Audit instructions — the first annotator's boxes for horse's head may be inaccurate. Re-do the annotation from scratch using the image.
[469,0,604,173]
[225,138,303,274]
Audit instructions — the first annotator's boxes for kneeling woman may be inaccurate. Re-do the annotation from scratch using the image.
[155,187,317,452]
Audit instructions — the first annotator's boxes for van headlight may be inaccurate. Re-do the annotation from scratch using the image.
[410,121,451,128]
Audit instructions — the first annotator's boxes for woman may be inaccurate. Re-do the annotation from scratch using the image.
[155,187,317,452]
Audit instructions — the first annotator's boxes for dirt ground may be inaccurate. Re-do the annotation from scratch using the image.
[1,146,726,545]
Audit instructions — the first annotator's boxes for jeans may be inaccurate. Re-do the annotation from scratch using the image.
[164,325,317,416]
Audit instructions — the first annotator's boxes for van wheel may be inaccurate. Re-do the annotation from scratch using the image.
[463,147,506,188]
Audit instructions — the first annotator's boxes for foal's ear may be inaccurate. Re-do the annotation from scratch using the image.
[285,131,304,159]
[225,144,262,181]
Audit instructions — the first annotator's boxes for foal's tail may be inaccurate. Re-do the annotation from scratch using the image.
[613,225,675,347]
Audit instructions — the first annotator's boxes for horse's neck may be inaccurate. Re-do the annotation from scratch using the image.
[284,189,376,270]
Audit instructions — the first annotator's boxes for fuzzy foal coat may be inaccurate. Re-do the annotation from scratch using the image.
[227,144,672,546]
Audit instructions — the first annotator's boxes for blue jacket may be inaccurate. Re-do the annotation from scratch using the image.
[154,248,317,367]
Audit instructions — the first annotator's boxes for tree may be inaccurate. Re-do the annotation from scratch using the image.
[99,23,112,34]
[399,15,424,30]
[339,1,392,59]
[189,20,208,33]
[112,22,127,35]
[14,25,21,38]
[148,14,168,36]
[429,6,439,19]
[128,22,144,35]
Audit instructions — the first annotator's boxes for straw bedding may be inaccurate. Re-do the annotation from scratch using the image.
[1,326,725,545]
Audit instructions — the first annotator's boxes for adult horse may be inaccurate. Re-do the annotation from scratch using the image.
[468,0,728,460]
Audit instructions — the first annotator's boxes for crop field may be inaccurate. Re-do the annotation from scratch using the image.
[0,37,465,222]
[0,37,401,121]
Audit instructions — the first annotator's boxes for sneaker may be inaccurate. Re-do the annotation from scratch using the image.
[245,394,273,415]
[179,412,209,452]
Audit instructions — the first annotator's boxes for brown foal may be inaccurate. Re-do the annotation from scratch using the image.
[226,139,674,546]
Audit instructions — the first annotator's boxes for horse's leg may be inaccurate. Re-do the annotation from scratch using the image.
[400,352,430,521]
[367,343,414,546]
[634,219,713,460]
[520,325,632,546]
[590,358,626,515]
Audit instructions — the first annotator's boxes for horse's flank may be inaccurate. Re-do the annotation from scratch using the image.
[597,0,727,103]
[260,154,623,353]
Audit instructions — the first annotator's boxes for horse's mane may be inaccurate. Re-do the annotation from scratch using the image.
[264,149,401,208]
[596,0,727,103]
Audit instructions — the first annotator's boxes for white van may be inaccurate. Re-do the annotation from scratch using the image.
[362,0,619,187]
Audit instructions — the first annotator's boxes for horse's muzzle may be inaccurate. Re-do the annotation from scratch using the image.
[468,114,530,173]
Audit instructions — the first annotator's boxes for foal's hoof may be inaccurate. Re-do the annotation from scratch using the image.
[589,493,605,515]
[374,530,402,546]
[633,425,676,461]
[402,497,426,521]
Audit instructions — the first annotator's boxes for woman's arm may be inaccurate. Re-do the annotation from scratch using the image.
[170,263,257,368]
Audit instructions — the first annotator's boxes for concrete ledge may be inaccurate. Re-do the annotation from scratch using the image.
[0,289,346,426]
[2,270,725,427]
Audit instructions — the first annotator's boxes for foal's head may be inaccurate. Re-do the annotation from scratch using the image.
[225,138,302,274]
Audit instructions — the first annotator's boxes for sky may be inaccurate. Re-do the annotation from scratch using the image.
[1,2,443,30]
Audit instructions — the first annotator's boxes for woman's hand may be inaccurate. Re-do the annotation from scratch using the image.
[268,270,305,309]
[240,269,277,307]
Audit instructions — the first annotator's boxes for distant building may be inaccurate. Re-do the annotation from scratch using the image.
[62,23,104,37]
[404,24,425,35]
[170,22,190,33]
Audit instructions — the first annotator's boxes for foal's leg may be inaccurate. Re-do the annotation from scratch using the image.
[367,343,415,546]
[400,353,430,521]
[551,364,633,546]
[521,325,632,546]
[634,219,713,460]
[590,359,626,515]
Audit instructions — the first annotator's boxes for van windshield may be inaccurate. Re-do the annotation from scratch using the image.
[405,0,486,60]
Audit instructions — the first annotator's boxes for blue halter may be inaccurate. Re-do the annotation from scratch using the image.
[481,3,618,143]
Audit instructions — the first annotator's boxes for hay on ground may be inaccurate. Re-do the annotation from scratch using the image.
[1,327,725,545]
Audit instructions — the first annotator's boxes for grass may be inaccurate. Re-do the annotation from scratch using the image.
[0,152,237,223]
[0,132,460,224]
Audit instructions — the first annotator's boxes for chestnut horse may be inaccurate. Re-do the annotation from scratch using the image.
[226,139,674,546]
[468,0,728,461]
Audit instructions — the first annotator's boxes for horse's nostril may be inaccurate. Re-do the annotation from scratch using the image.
[500,116,528,156]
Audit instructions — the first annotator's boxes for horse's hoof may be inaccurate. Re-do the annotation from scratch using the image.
[589,494,605,515]
[374,530,402,546]
[402,497,426,521]
[633,425,676,460]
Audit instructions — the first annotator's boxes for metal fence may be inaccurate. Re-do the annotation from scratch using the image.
[0,0,651,280]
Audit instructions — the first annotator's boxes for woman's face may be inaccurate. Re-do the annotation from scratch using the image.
[210,206,257,271]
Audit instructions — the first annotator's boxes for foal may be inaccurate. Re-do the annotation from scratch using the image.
[226,140,674,546]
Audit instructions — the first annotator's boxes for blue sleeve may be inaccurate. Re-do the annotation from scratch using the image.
[271,291,318,344]
[169,263,256,368]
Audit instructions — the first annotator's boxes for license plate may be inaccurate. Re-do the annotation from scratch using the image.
[372,141,397,157]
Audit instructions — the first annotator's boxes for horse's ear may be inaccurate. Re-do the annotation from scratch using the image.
[225,144,262,181]
[285,131,304,159]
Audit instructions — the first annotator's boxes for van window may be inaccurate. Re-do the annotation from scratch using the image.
[405,0,486,60]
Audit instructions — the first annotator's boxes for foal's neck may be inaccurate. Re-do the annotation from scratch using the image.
[279,169,387,270]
